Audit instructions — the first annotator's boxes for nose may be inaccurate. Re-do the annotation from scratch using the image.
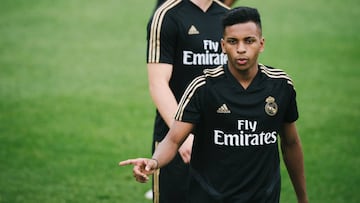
[236,42,246,53]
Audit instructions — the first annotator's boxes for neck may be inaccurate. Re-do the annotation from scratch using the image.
[229,64,259,90]
[190,0,213,12]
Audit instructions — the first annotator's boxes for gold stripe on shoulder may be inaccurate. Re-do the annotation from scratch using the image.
[175,75,206,121]
[148,0,181,63]
[176,66,225,120]
[203,65,225,77]
[259,64,294,85]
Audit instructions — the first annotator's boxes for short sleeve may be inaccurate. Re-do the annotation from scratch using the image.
[146,13,178,64]
[284,84,299,123]
[175,76,206,123]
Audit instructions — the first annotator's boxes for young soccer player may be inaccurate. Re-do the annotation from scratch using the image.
[122,6,308,203]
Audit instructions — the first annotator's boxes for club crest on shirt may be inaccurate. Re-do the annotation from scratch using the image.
[265,96,278,116]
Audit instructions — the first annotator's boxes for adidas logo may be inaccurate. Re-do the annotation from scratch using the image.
[216,104,231,113]
[188,25,199,35]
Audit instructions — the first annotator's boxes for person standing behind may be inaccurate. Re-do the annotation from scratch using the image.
[121,6,308,203]
[146,0,229,202]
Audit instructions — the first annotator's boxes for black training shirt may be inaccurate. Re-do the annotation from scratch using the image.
[175,64,299,202]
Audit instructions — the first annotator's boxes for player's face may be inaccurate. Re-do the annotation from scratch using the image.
[221,22,264,74]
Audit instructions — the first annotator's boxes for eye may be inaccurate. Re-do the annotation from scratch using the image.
[226,38,237,45]
[245,38,255,44]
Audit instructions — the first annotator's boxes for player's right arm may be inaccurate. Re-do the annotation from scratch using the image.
[152,121,194,168]
[119,121,194,183]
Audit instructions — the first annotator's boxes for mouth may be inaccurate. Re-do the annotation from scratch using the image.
[236,57,248,65]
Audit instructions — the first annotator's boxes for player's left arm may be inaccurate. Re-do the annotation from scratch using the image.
[280,122,309,203]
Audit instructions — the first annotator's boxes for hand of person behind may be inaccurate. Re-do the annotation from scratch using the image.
[178,133,194,163]
[119,158,158,183]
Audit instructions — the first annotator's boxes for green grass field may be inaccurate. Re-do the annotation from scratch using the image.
[0,0,359,202]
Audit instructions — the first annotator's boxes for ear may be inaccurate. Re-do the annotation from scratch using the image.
[221,38,226,54]
[259,37,265,53]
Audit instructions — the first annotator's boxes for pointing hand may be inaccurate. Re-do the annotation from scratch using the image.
[119,158,158,183]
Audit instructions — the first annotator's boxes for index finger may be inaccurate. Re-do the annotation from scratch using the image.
[119,159,136,166]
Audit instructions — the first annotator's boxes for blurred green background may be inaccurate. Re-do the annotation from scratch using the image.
[0,0,359,202]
